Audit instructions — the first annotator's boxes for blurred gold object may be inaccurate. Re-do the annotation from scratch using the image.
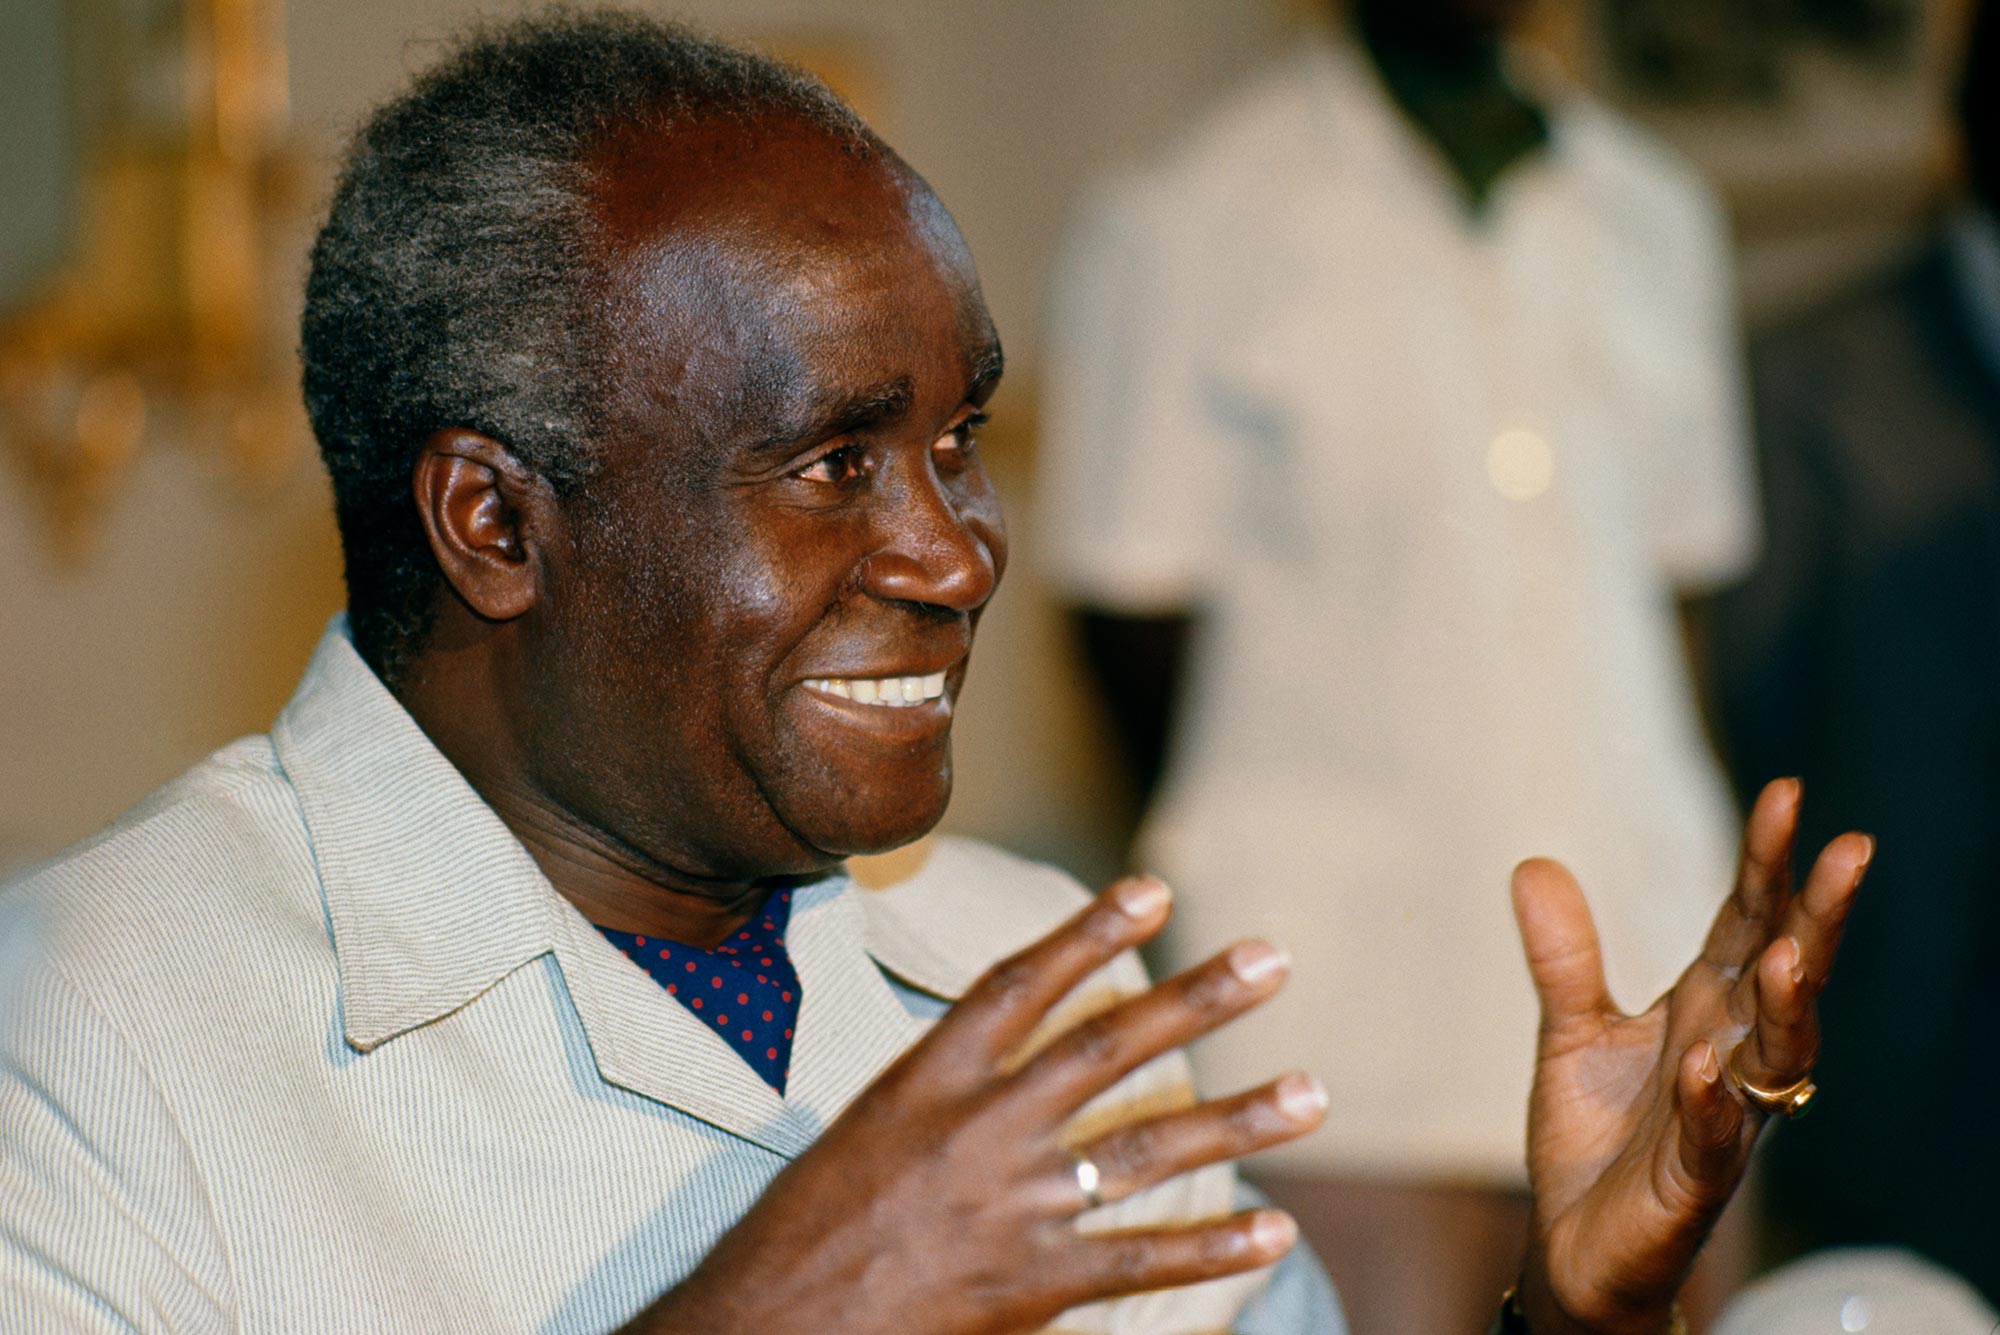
[0,0,310,560]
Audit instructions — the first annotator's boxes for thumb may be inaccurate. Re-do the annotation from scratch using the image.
[1511,857,1614,1031]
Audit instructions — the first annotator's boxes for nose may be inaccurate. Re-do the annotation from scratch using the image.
[858,462,1003,614]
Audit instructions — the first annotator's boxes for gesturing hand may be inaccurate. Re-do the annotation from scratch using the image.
[1511,779,1871,1335]
[635,876,1327,1335]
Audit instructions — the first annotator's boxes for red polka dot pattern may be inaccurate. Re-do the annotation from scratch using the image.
[597,889,801,1093]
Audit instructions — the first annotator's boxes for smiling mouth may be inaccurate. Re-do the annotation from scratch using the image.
[802,673,948,708]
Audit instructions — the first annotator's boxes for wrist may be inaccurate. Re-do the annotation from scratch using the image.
[1508,1262,1685,1335]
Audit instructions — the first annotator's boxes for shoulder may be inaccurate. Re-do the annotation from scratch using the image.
[1164,50,1330,180]
[0,734,324,1025]
[1555,96,1729,243]
[1085,43,1338,229]
[853,837,1164,1004]
[853,836,1099,993]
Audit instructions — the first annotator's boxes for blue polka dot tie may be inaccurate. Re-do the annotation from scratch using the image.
[596,888,801,1094]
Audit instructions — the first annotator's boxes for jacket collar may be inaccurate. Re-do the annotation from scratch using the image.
[269,619,961,1155]
[271,620,560,1055]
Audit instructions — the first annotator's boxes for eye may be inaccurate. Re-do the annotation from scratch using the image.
[793,441,868,486]
[935,412,987,466]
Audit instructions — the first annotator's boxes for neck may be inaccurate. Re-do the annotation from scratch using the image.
[478,784,811,948]
[392,632,823,950]
[1357,7,1506,81]
[1355,7,1549,212]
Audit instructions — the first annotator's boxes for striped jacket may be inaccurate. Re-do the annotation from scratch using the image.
[0,622,1299,1333]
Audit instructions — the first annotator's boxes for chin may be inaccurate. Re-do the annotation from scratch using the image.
[796,772,953,861]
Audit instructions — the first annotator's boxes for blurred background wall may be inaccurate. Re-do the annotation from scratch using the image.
[0,0,1977,880]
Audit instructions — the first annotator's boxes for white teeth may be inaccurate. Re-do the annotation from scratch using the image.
[803,673,950,708]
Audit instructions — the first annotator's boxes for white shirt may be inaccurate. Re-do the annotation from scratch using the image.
[1038,37,1755,1182]
[0,622,1291,1333]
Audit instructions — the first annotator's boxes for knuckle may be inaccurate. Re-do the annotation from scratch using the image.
[1105,1238,1154,1286]
[979,956,1039,1010]
[1102,1121,1163,1180]
[1656,1161,1711,1220]
[1064,1015,1124,1070]
[1225,1096,1272,1143]
[1687,1092,1737,1151]
[1081,904,1132,951]
[1197,1225,1245,1266]
[1182,964,1238,1014]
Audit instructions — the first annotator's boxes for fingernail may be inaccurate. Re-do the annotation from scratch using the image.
[1112,876,1171,920]
[1780,936,1804,986]
[1697,1042,1719,1085]
[1276,1072,1329,1120]
[1250,1210,1297,1254]
[1228,940,1289,985]
[1856,835,1877,877]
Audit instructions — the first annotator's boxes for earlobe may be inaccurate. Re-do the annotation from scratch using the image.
[413,429,548,623]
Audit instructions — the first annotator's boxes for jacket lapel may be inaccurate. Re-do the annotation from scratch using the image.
[775,876,932,1137]
[554,908,811,1158]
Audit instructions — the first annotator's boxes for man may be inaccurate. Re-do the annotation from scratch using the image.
[1038,0,1756,1326]
[1703,0,2000,1302]
[0,12,1863,1334]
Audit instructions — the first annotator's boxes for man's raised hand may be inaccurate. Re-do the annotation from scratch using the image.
[1511,779,1870,1335]
[636,877,1325,1334]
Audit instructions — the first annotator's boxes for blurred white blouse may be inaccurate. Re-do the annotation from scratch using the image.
[1037,35,1756,1182]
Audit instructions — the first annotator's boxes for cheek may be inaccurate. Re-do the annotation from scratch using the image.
[649,515,871,721]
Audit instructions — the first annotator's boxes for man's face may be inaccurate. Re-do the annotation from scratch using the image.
[517,113,1005,886]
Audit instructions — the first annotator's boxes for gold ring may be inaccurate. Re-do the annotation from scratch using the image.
[1727,1042,1817,1118]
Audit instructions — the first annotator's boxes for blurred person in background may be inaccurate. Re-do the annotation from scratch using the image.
[1038,0,1758,1327]
[1701,0,2000,1305]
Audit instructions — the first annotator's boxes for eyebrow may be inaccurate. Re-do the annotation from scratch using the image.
[966,340,1005,405]
[749,339,1006,459]
[825,378,918,439]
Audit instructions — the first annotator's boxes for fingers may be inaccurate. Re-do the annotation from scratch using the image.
[1071,1074,1328,1208]
[1008,938,1292,1118]
[1049,1210,1299,1308]
[1746,934,1816,1083]
[1645,1039,1747,1261]
[1738,778,1802,917]
[1701,778,1801,970]
[1740,832,1872,1090]
[935,876,1173,1066]
[1511,857,1613,1030]
[1668,1041,1744,1202]
[1778,830,1871,987]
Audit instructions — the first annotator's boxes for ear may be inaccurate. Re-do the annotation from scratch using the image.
[412,429,553,623]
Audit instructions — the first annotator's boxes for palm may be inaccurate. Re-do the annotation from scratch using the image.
[1509,781,1870,1334]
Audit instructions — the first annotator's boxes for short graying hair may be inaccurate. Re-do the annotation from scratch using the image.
[300,7,873,684]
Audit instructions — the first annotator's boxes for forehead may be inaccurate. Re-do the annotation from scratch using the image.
[583,111,993,443]
[590,110,928,252]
